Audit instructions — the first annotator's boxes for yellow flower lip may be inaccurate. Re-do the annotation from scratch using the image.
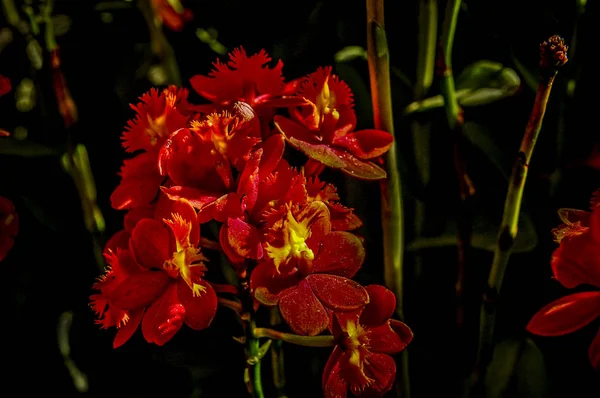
[266,207,315,272]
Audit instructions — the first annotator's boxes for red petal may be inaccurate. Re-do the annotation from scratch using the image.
[190,48,284,104]
[198,193,242,224]
[218,223,246,275]
[167,198,200,246]
[360,285,396,327]
[110,152,163,210]
[327,202,363,231]
[160,186,219,210]
[306,274,369,312]
[360,352,397,397]
[389,319,415,348]
[124,204,155,232]
[178,279,217,331]
[333,129,393,160]
[368,321,412,354]
[526,292,600,336]
[274,116,321,144]
[104,230,130,253]
[130,219,171,268]
[279,280,330,336]
[589,328,600,370]
[110,271,170,310]
[227,218,263,259]
[256,134,285,179]
[142,282,186,345]
[322,347,349,398]
[0,75,11,96]
[312,231,365,278]
[113,308,144,348]
[250,261,300,300]
[237,149,261,212]
[551,234,600,288]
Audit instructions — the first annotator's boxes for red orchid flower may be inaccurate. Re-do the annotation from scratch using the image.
[215,157,363,273]
[274,66,393,180]
[90,198,217,347]
[323,285,413,397]
[527,190,600,370]
[111,87,192,210]
[189,48,305,118]
[250,201,368,336]
[122,86,192,153]
[0,196,18,261]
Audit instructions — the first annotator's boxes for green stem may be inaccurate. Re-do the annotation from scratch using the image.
[246,319,265,398]
[414,0,437,101]
[439,0,474,333]
[217,297,243,314]
[270,307,287,398]
[366,0,404,324]
[439,0,462,131]
[366,2,409,398]
[254,327,335,347]
[410,0,437,289]
[468,37,566,395]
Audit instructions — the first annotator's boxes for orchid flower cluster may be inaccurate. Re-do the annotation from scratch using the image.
[88,48,413,397]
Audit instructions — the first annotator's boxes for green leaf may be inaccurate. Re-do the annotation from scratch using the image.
[406,205,537,253]
[334,46,368,63]
[484,338,549,398]
[462,121,512,180]
[0,138,58,157]
[510,48,538,92]
[404,60,521,115]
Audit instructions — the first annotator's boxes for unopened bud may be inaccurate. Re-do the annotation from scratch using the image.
[540,35,568,72]
[232,101,256,122]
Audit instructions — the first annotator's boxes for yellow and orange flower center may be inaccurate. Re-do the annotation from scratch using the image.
[341,320,374,393]
[309,76,340,129]
[163,214,208,297]
[144,92,176,146]
[265,208,315,272]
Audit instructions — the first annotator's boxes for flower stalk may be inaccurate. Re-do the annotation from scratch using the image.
[366,1,409,397]
[254,327,336,347]
[468,35,569,395]
[366,0,404,325]
[438,0,475,333]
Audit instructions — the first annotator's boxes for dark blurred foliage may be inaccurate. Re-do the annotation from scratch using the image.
[0,0,598,397]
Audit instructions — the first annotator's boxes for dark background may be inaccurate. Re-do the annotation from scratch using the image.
[1,0,598,397]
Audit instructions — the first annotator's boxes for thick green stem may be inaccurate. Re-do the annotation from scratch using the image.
[366,0,404,324]
[468,35,567,396]
[366,2,409,398]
